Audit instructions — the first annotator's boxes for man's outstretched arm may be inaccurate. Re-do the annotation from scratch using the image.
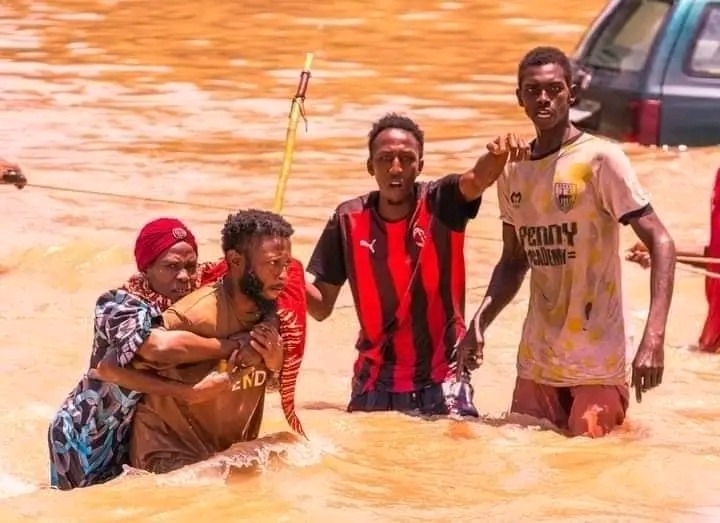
[458,134,531,201]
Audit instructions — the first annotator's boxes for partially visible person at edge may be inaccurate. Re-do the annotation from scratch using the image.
[456,46,676,438]
[627,168,720,352]
[48,217,307,490]
[305,113,508,417]
[128,209,298,474]
[1,158,26,189]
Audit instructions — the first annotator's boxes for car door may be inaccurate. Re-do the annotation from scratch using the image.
[570,0,678,144]
[660,2,720,146]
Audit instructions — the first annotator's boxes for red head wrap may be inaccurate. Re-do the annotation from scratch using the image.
[134,217,198,272]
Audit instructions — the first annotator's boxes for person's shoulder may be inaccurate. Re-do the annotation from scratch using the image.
[334,192,374,216]
[167,284,220,316]
[96,288,127,304]
[422,173,460,186]
[177,284,220,307]
[418,173,461,195]
[93,289,160,332]
[577,134,626,162]
[95,288,148,311]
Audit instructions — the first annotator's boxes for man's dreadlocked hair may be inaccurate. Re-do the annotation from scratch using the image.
[518,46,573,87]
[221,208,294,253]
[367,113,425,158]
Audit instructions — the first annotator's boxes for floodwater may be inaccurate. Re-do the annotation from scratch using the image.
[1,0,720,521]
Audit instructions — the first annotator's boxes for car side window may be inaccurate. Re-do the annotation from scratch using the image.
[687,6,720,77]
[584,0,672,72]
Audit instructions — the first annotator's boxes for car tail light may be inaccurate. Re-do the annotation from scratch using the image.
[622,99,661,146]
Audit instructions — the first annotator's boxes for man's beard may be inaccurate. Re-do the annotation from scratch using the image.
[239,268,277,316]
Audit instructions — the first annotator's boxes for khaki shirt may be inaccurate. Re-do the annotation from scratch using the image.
[129,284,267,473]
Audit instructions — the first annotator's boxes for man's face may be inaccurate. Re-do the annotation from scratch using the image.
[516,63,574,131]
[228,236,291,312]
[144,242,198,301]
[367,128,423,205]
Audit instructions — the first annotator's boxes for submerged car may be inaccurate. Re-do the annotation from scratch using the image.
[570,0,720,147]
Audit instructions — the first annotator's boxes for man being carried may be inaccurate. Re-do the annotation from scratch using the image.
[129,209,294,473]
[458,47,676,437]
[306,113,508,416]
[49,217,237,490]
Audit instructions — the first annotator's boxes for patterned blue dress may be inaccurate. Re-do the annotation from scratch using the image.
[48,290,162,490]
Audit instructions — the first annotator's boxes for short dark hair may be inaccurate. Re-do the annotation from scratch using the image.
[367,113,424,158]
[518,46,572,87]
[221,209,293,252]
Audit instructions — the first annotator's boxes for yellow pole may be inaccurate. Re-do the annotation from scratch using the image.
[271,52,314,214]
[219,53,314,375]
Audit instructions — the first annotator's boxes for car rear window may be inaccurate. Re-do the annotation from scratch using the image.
[583,0,672,72]
[687,6,720,77]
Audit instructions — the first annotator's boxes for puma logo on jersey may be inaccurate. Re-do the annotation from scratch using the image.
[359,239,376,254]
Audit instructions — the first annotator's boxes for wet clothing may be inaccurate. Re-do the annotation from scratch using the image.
[308,174,480,411]
[47,260,307,490]
[47,262,221,490]
[206,259,307,436]
[511,377,629,437]
[48,290,162,490]
[348,377,478,418]
[497,133,651,388]
[129,283,269,474]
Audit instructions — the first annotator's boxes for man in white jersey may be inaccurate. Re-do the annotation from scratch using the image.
[457,47,676,437]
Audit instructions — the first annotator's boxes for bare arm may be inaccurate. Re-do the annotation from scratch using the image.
[95,292,235,376]
[93,358,230,404]
[458,134,530,201]
[470,222,530,331]
[629,212,676,339]
[677,251,707,269]
[92,362,194,400]
[675,248,704,258]
[306,210,346,321]
[669,247,703,268]
[306,279,342,321]
[132,326,236,366]
[458,153,509,201]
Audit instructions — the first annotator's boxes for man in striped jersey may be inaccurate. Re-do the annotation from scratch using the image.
[305,113,519,416]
